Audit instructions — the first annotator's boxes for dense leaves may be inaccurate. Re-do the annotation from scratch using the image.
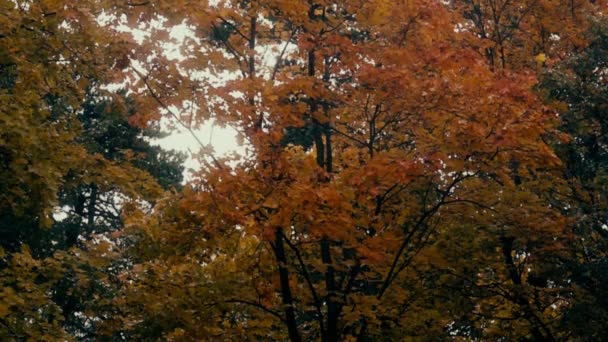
[1,0,608,341]
[0,0,183,338]
[540,19,608,340]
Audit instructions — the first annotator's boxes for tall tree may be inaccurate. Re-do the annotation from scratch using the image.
[43,88,185,338]
[4,0,607,340]
[0,1,183,339]
[51,88,185,254]
[108,1,566,340]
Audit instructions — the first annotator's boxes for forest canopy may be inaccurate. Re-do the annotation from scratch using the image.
[1,0,608,340]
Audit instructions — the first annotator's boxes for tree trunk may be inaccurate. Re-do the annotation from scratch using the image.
[275,228,302,342]
[87,184,97,229]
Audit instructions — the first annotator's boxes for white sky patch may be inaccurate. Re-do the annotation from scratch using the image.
[52,205,71,222]
[101,10,306,181]
[152,120,243,180]
[117,21,243,179]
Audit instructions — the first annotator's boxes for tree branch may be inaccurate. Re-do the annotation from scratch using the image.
[132,67,223,170]
[226,299,286,323]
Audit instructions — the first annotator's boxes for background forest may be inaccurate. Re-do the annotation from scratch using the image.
[2,0,608,340]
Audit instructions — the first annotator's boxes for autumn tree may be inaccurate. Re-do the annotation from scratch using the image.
[392,2,608,340]
[0,1,182,339]
[4,0,607,340]
[103,0,568,340]
[451,0,607,70]
[49,88,185,253]
[38,88,185,338]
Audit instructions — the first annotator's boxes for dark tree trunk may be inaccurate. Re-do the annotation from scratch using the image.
[275,228,302,342]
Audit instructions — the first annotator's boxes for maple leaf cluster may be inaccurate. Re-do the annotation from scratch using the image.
[1,0,608,341]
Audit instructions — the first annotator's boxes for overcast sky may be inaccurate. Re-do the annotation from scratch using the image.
[153,122,242,179]
[124,21,245,180]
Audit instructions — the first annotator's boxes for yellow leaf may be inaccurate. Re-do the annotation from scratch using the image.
[535,53,546,64]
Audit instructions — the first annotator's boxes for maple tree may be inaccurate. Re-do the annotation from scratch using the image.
[451,0,606,70]
[101,0,587,340]
[407,2,608,340]
[2,0,608,340]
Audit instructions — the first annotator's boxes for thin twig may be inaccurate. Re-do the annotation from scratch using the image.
[132,67,223,169]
